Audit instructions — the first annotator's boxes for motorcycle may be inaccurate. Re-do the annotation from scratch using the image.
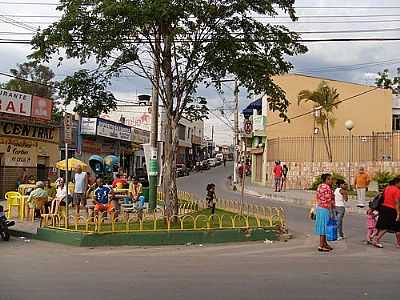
[0,215,15,241]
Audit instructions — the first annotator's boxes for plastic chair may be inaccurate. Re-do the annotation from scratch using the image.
[5,192,24,220]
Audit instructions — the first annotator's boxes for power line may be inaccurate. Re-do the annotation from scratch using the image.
[6,19,400,26]
[293,6,400,9]
[0,71,137,104]
[4,13,400,19]
[295,58,400,73]
[3,37,400,44]
[267,87,380,128]
[0,1,59,5]
[5,27,400,35]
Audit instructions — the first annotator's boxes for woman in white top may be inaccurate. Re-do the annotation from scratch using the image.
[334,179,349,240]
[50,178,67,214]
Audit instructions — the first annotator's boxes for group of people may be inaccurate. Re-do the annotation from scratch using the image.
[24,164,145,219]
[314,172,400,252]
[273,160,289,192]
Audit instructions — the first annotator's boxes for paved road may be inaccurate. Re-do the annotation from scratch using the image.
[2,165,400,300]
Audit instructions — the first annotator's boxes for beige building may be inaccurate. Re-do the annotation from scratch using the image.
[267,74,392,138]
[250,74,395,188]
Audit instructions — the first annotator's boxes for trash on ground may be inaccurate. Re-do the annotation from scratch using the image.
[264,239,273,244]
[185,242,193,246]
[199,244,203,247]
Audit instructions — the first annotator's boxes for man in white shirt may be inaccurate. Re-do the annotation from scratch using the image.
[73,165,88,215]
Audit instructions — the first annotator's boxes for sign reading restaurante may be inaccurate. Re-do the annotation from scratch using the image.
[0,88,53,120]
[0,89,32,117]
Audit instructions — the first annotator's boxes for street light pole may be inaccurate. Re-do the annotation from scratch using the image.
[233,79,239,190]
[345,120,354,186]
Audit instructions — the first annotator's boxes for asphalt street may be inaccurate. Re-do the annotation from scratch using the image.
[1,164,399,300]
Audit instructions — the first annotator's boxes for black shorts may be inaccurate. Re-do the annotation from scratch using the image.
[376,206,400,232]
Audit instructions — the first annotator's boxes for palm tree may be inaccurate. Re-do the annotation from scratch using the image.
[298,81,340,162]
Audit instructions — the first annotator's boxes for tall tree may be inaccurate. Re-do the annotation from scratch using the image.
[30,0,307,217]
[298,81,340,162]
[376,68,400,95]
[2,61,62,121]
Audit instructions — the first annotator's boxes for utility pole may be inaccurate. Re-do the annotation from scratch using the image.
[148,31,160,212]
[211,125,214,157]
[233,79,239,190]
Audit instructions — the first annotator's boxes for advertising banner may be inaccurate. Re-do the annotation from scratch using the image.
[80,117,97,135]
[0,89,32,117]
[31,96,53,120]
[5,142,37,167]
[97,118,131,141]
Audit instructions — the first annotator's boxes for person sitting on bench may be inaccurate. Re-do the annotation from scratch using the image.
[94,177,114,214]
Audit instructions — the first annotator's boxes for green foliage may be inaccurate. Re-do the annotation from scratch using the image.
[28,0,307,213]
[2,61,63,122]
[375,68,400,95]
[310,172,346,190]
[373,171,396,189]
[298,81,340,162]
[29,0,307,121]
[58,70,117,117]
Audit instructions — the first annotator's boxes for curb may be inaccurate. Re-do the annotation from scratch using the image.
[245,188,368,215]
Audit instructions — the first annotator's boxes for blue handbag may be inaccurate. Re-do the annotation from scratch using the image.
[326,218,337,241]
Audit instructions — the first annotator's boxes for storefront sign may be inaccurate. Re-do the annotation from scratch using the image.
[80,117,97,135]
[132,127,150,144]
[0,121,56,141]
[81,139,102,153]
[0,89,32,117]
[5,143,37,167]
[97,119,131,141]
[253,115,265,132]
[31,96,53,120]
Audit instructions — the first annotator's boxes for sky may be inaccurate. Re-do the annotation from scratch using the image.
[0,0,399,144]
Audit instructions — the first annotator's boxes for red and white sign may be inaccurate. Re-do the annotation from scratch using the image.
[0,89,32,117]
[31,96,53,120]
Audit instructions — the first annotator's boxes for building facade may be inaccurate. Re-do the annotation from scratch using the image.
[246,74,394,188]
[0,89,57,198]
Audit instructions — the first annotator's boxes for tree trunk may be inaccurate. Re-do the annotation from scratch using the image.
[320,122,330,162]
[326,119,333,162]
[162,116,179,218]
[160,26,179,218]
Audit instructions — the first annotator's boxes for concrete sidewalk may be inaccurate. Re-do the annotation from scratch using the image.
[244,182,369,215]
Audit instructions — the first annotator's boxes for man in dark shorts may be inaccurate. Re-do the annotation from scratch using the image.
[73,164,88,215]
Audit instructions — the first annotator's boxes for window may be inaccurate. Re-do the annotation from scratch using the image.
[393,115,400,131]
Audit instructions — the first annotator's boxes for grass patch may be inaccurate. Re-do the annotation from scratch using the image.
[65,208,280,232]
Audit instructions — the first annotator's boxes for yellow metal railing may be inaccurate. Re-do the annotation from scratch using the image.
[41,191,286,233]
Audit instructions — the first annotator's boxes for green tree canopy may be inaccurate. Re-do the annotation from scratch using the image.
[376,68,400,95]
[2,61,62,121]
[30,0,307,216]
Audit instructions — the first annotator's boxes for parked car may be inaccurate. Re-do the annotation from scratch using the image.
[135,168,149,187]
[208,158,217,167]
[201,160,210,170]
[216,153,224,161]
[176,164,190,177]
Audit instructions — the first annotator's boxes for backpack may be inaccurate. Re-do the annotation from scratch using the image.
[369,192,384,210]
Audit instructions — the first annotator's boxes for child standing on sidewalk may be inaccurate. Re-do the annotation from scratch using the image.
[366,208,378,244]
[206,183,217,214]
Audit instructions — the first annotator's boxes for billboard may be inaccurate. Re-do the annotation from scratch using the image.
[0,89,32,117]
[31,96,53,120]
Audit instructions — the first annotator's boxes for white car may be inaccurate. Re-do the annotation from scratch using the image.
[208,158,217,167]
